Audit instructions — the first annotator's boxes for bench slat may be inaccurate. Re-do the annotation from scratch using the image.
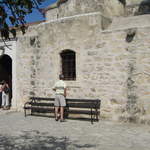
[66,99,100,103]
[31,107,54,113]
[66,103,98,108]
[30,97,54,101]
[24,106,32,109]
[67,109,100,115]
[30,102,54,107]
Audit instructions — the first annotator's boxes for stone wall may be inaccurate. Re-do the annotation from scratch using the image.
[108,15,150,30]
[16,7,150,124]
[126,0,143,5]
[16,12,103,108]
[45,0,125,21]
[45,0,150,19]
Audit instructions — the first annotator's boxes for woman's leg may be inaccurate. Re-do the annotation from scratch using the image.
[60,106,64,121]
[2,92,5,107]
[0,92,2,108]
[55,106,59,121]
[5,94,9,109]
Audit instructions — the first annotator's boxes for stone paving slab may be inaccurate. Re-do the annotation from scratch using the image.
[0,111,150,150]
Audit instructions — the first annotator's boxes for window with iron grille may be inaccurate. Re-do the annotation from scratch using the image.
[60,50,76,80]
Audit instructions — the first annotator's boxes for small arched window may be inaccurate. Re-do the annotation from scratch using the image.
[60,50,76,80]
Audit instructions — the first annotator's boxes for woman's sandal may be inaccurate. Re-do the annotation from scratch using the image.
[55,118,59,121]
[60,119,65,122]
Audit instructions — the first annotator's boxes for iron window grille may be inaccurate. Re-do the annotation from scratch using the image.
[60,50,76,80]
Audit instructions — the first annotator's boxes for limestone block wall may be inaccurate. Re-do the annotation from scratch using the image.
[46,0,104,21]
[108,15,150,30]
[16,11,150,123]
[16,12,103,109]
[126,0,144,5]
[129,27,150,124]
[100,27,150,123]
[45,0,125,21]
[45,0,149,21]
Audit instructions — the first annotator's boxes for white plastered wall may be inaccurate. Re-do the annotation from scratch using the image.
[0,40,17,110]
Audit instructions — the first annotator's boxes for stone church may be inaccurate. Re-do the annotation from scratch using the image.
[0,0,150,124]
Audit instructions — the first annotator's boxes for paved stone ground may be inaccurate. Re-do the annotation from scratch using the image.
[0,110,150,150]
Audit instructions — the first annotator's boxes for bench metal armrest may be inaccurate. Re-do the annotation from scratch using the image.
[24,101,33,117]
[24,101,32,108]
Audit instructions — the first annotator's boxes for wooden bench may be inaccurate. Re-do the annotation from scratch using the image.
[24,97,101,124]
[65,98,101,124]
[24,97,54,117]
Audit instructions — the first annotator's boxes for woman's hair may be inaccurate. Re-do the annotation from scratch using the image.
[59,74,64,80]
[0,80,7,84]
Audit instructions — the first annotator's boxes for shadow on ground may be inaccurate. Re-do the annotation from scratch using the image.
[0,130,96,150]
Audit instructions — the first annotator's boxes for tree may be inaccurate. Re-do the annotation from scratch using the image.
[138,0,150,15]
[0,0,46,40]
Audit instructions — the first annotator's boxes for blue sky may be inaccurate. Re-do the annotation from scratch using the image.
[25,0,57,23]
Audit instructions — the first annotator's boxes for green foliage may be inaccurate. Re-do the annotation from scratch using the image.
[0,0,46,40]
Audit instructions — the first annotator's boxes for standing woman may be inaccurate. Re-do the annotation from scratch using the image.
[53,74,67,122]
[1,80,10,110]
[0,82,3,108]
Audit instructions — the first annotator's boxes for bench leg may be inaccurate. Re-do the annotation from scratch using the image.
[91,108,93,124]
[31,108,33,115]
[51,107,55,118]
[64,107,69,119]
[24,109,27,117]
[96,109,99,121]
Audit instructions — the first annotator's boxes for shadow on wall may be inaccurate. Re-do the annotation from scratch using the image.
[0,130,96,150]
[135,0,150,15]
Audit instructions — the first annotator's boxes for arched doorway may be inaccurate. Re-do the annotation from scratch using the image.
[0,54,12,106]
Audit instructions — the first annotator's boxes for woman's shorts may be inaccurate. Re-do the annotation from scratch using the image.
[54,94,66,107]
